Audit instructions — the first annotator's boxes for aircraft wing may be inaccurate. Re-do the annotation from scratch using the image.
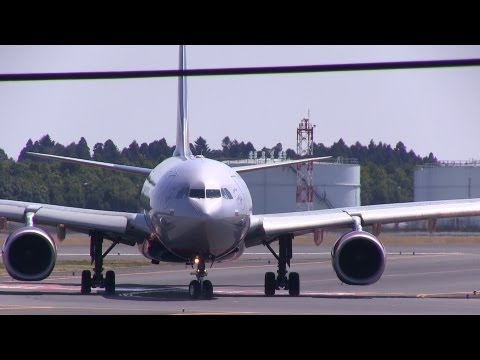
[245,198,480,247]
[0,199,150,245]
[27,152,152,176]
[233,156,331,173]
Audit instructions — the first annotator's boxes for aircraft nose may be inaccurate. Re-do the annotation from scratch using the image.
[188,198,222,217]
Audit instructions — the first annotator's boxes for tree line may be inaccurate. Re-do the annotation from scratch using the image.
[0,135,437,211]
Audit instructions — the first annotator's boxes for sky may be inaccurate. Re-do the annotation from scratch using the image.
[0,45,479,161]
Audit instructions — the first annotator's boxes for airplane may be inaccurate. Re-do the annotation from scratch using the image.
[2,45,480,299]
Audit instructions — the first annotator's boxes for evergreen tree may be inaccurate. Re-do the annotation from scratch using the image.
[92,142,104,161]
[193,136,211,156]
[102,139,121,163]
[76,137,91,159]
[0,148,8,161]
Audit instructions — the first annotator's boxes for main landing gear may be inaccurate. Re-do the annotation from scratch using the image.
[81,232,118,295]
[264,234,300,297]
[188,257,213,300]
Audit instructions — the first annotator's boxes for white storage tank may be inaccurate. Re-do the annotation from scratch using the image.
[414,161,480,230]
[229,159,360,214]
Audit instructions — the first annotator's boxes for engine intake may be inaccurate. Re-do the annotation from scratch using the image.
[331,230,386,285]
[2,226,57,281]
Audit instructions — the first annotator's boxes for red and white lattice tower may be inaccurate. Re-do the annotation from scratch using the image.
[296,117,315,211]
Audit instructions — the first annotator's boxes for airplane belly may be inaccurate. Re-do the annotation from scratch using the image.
[151,214,249,260]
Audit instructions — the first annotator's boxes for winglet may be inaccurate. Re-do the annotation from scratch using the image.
[173,45,193,159]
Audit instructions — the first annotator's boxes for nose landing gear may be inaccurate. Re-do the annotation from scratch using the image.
[188,257,213,299]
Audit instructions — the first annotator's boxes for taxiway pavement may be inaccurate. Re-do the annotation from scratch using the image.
[0,243,480,314]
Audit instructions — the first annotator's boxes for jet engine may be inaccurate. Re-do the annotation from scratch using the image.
[331,230,386,285]
[2,226,57,281]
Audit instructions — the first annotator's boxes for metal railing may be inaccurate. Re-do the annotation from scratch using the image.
[224,156,359,166]
[419,159,480,168]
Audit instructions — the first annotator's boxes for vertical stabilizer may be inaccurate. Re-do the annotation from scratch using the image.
[173,45,193,158]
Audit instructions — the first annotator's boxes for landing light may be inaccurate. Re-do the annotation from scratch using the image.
[194,257,200,265]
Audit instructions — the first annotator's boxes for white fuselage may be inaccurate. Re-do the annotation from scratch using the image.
[139,156,252,263]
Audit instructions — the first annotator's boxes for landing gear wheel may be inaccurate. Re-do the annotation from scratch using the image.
[105,270,116,294]
[189,280,201,299]
[81,270,91,294]
[265,272,276,296]
[288,272,300,296]
[202,280,213,299]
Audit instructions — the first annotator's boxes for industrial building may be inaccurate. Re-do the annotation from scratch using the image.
[414,160,480,229]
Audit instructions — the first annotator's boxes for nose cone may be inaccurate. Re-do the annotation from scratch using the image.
[188,197,223,218]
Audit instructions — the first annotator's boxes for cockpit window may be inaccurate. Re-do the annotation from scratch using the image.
[221,188,233,199]
[176,187,189,199]
[189,189,205,198]
[206,189,221,198]
[189,188,224,199]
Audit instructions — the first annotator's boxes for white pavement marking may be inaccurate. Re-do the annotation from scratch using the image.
[58,253,140,256]
[383,267,480,278]
[57,251,475,257]
[0,283,79,291]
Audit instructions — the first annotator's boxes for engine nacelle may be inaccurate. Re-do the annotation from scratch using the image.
[2,226,57,281]
[331,230,386,285]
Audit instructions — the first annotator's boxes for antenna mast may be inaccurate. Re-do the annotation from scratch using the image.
[296,116,315,211]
